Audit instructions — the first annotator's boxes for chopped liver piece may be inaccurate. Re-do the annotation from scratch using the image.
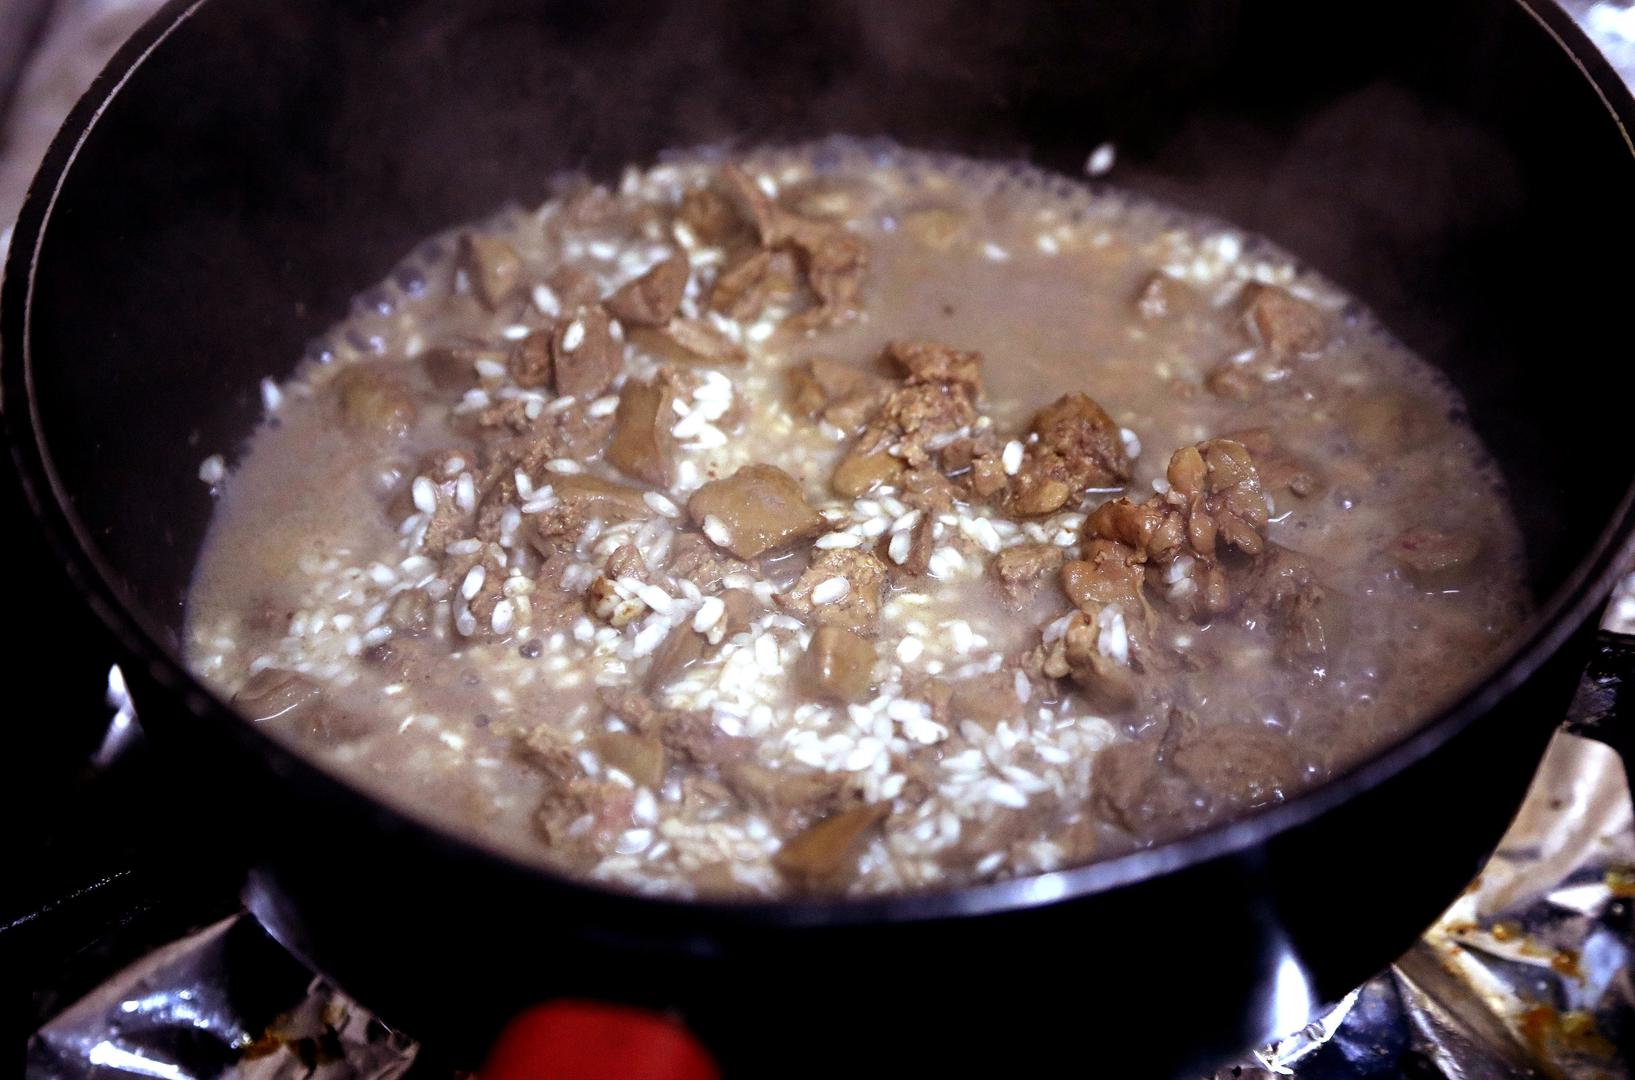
[772,803,888,889]
[585,731,667,789]
[666,534,750,592]
[550,474,652,520]
[794,625,877,703]
[949,671,1025,729]
[1006,393,1131,515]
[1392,528,1483,589]
[636,318,748,366]
[779,549,887,635]
[508,331,553,390]
[333,366,416,439]
[789,355,887,433]
[710,248,800,321]
[551,307,621,399]
[534,779,634,865]
[1060,540,1147,611]
[678,185,752,249]
[721,761,853,833]
[1225,428,1322,499]
[1241,283,1328,356]
[423,341,506,390]
[604,253,690,327]
[885,339,982,392]
[606,374,678,487]
[1171,724,1300,808]
[460,233,524,311]
[830,447,903,498]
[646,624,707,690]
[687,464,826,559]
[992,543,1066,607]
[786,223,867,330]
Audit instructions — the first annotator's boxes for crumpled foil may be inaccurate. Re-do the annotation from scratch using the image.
[1215,730,1635,1080]
[25,915,416,1080]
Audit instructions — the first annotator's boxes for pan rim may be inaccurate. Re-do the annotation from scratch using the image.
[4,0,1634,929]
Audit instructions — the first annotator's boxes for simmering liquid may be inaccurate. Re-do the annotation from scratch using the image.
[186,143,1527,896]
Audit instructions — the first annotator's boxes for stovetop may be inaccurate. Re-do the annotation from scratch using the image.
[5,2,1635,1077]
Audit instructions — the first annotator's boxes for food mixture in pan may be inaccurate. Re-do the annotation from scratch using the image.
[186,143,1528,896]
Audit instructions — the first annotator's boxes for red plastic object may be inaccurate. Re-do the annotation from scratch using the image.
[481,1001,721,1080]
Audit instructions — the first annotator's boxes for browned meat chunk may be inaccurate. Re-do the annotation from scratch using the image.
[787,224,868,331]
[1225,428,1322,500]
[720,761,853,833]
[992,543,1066,607]
[334,366,416,439]
[460,233,524,311]
[1092,740,1198,840]
[606,374,677,487]
[1086,439,1268,621]
[1241,283,1328,356]
[1166,439,1268,557]
[940,433,1008,499]
[829,447,903,498]
[585,731,667,789]
[1205,361,1263,403]
[1007,393,1131,516]
[687,464,826,559]
[884,339,982,393]
[677,185,753,249]
[772,804,888,889]
[1243,546,1348,667]
[949,671,1025,730]
[1134,271,1199,322]
[1171,725,1300,808]
[634,318,748,367]
[666,533,750,592]
[550,474,652,521]
[789,355,887,433]
[545,264,601,309]
[534,779,634,865]
[710,248,800,322]
[1061,612,1137,709]
[509,330,552,390]
[1060,540,1147,612]
[604,253,689,327]
[604,543,647,581]
[601,689,754,765]
[423,341,506,390]
[779,549,888,635]
[646,624,707,691]
[660,710,755,765]
[551,307,621,399]
[516,725,578,781]
[794,625,877,703]
[1392,528,1483,589]
[715,164,868,330]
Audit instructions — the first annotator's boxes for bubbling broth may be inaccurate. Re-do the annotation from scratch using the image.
[185,143,1528,897]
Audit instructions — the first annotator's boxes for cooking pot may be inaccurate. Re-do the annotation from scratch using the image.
[6,0,1635,1074]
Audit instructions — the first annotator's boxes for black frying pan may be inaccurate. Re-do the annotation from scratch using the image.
[5,0,1635,1074]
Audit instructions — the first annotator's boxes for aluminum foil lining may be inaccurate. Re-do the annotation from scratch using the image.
[26,915,416,1080]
